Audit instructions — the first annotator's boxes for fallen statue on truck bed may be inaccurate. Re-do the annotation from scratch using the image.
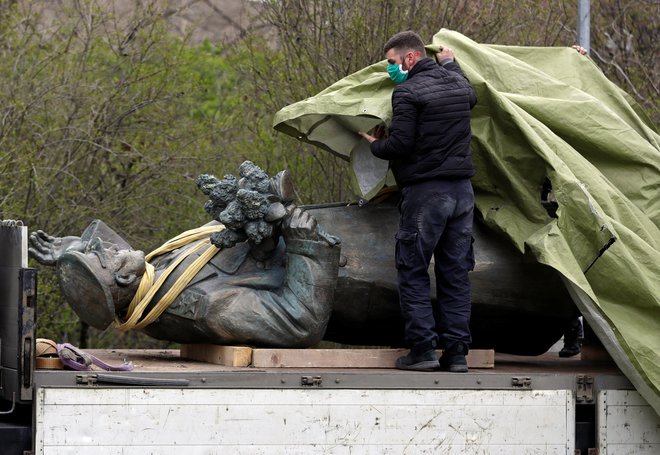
[30,161,576,354]
[29,162,341,348]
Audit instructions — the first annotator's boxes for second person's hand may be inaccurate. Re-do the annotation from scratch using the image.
[436,45,455,62]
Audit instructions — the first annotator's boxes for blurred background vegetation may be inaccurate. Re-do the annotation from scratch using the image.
[0,0,656,348]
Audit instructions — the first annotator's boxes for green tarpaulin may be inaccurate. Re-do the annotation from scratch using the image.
[273,29,660,414]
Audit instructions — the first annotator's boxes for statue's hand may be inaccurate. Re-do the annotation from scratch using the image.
[282,206,340,246]
[28,230,84,265]
[282,206,318,241]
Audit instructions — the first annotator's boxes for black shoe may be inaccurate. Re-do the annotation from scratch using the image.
[439,343,469,373]
[559,320,582,358]
[395,349,440,371]
[559,342,581,358]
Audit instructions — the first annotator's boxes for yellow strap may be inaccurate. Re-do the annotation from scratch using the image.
[116,225,224,332]
[145,225,225,261]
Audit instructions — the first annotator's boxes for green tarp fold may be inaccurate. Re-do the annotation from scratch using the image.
[273,30,660,414]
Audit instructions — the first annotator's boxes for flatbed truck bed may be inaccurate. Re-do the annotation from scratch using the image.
[32,349,660,454]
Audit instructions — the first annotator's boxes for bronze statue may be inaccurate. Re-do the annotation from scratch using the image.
[30,162,576,353]
[29,162,341,347]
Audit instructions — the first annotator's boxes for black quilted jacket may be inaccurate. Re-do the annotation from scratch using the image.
[371,57,477,186]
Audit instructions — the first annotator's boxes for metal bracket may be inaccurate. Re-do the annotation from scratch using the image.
[511,376,532,388]
[76,374,98,386]
[301,375,323,387]
[576,375,594,403]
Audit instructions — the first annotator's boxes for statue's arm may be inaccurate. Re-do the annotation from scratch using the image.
[205,207,341,347]
[276,235,341,346]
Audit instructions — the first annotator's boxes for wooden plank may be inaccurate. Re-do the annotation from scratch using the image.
[178,345,493,368]
[180,344,252,367]
[252,348,494,368]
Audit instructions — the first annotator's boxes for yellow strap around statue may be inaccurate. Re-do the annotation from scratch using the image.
[115,225,225,332]
[145,225,226,261]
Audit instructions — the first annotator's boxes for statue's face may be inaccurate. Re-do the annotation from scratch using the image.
[83,238,146,285]
[57,240,146,329]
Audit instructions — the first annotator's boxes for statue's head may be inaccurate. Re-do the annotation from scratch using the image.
[56,238,145,330]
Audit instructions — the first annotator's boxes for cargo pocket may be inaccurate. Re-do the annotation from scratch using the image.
[395,229,418,270]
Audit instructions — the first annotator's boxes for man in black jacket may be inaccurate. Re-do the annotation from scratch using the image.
[359,31,477,372]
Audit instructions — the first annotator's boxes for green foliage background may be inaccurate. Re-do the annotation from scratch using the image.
[0,0,655,348]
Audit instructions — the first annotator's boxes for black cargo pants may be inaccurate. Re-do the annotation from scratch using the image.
[395,178,474,352]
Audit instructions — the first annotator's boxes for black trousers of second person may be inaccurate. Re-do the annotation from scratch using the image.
[395,178,474,352]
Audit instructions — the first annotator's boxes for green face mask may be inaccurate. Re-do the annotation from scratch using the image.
[387,63,408,84]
